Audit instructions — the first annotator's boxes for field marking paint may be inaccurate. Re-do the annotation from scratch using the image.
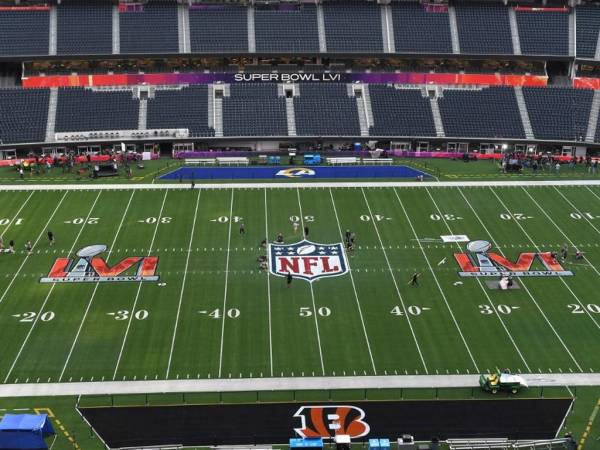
[264,189,273,377]
[328,188,377,375]
[578,398,600,450]
[3,191,102,383]
[0,192,68,306]
[523,187,600,330]
[0,191,34,238]
[217,190,235,378]
[484,187,583,371]
[58,190,136,382]
[296,188,326,376]
[166,189,201,378]
[360,188,428,374]
[398,188,480,372]
[112,190,169,380]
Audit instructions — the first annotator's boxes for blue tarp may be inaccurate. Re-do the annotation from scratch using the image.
[0,414,54,450]
[160,165,428,181]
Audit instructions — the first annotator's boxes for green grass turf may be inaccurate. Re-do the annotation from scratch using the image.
[1,185,600,383]
[1,386,598,450]
[2,156,599,184]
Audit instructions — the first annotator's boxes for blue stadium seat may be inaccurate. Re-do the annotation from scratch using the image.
[57,0,112,55]
[0,9,49,56]
[223,84,288,137]
[516,10,569,56]
[576,6,600,59]
[391,2,452,54]
[255,5,319,53]
[438,87,525,139]
[294,84,361,136]
[120,0,178,54]
[189,4,248,53]
[0,89,49,143]
[322,1,384,53]
[455,4,513,55]
[523,87,592,141]
[147,86,214,137]
[369,86,436,137]
[55,88,139,132]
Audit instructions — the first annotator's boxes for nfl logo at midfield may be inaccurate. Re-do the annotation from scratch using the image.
[269,240,348,282]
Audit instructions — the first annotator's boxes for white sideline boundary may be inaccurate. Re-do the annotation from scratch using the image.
[1,373,599,398]
[2,180,600,190]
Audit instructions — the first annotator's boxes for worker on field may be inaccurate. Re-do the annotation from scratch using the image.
[260,238,267,248]
[560,243,568,261]
[293,221,299,234]
[8,239,15,254]
[47,230,54,246]
[409,272,422,286]
[0,237,3,251]
[276,232,284,243]
[25,240,32,255]
[286,271,293,287]
[239,222,246,235]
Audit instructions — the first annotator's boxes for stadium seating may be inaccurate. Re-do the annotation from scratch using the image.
[55,88,139,132]
[391,2,453,54]
[189,4,248,53]
[147,86,215,137]
[438,87,525,139]
[120,0,178,54]
[516,9,569,56]
[254,4,319,53]
[522,87,593,141]
[0,89,49,144]
[455,4,513,55]
[222,84,288,137]
[0,9,49,56]
[57,0,112,55]
[322,1,384,53]
[369,86,436,137]
[576,6,600,59]
[294,84,361,136]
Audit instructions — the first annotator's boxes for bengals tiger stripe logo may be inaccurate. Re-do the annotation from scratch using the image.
[293,406,370,439]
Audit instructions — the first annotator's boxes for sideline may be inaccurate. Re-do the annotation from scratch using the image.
[1,180,600,191]
[1,373,599,398]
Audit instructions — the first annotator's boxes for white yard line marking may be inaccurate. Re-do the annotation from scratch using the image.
[523,187,600,330]
[5,179,600,191]
[360,188,428,374]
[58,190,136,382]
[3,190,103,383]
[423,187,531,370]
[484,187,583,371]
[398,188,480,372]
[296,188,326,376]
[217,190,234,378]
[0,191,34,238]
[166,189,201,378]
[328,188,377,375]
[112,190,169,380]
[264,188,274,377]
[0,191,68,306]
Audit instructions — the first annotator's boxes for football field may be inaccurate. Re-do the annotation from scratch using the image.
[1,183,600,385]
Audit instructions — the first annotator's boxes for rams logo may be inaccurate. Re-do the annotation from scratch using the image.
[293,405,370,439]
[276,168,316,178]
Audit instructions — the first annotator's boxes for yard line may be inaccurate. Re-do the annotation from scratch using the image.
[0,191,34,238]
[328,188,376,375]
[58,190,136,382]
[521,187,600,330]
[3,190,103,383]
[296,188,326,376]
[0,191,68,306]
[476,187,583,371]
[264,188,273,377]
[426,188,531,370]
[166,189,201,378]
[217,190,235,378]
[112,190,169,380]
[396,188,481,372]
[360,188,428,374]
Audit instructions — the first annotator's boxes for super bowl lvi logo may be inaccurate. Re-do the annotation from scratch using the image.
[454,240,573,277]
[269,241,348,282]
[40,245,159,283]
